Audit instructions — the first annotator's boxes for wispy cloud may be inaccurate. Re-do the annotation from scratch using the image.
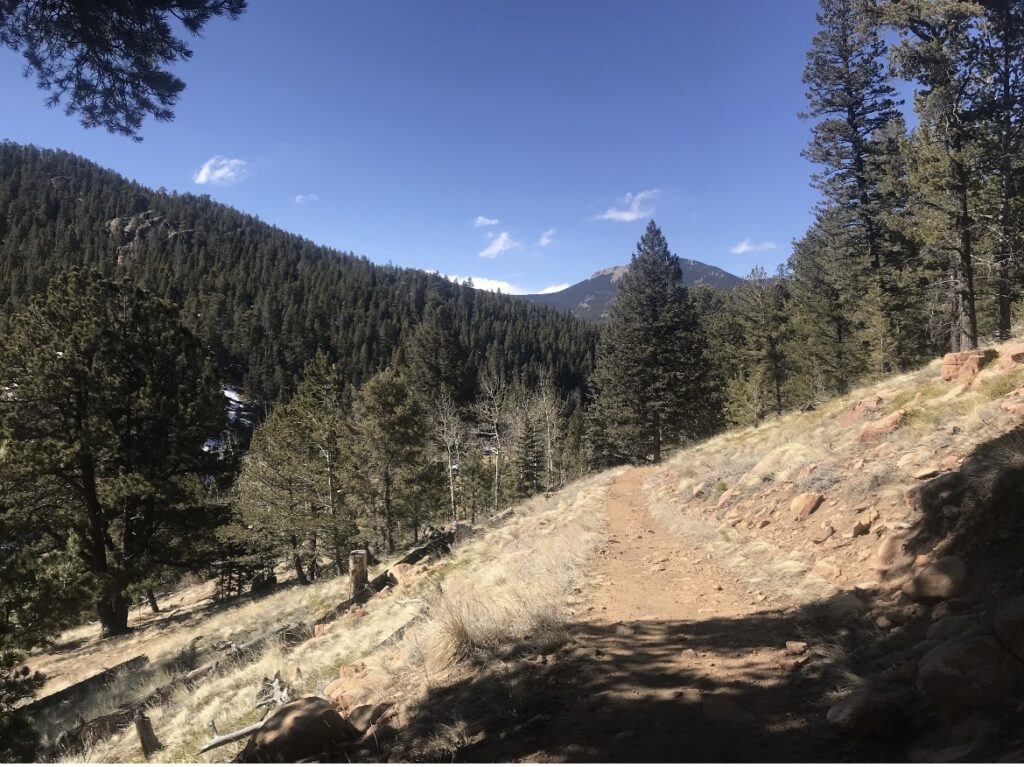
[479,231,522,259]
[594,189,658,222]
[473,215,500,227]
[538,282,569,294]
[193,155,250,186]
[294,193,319,204]
[537,228,556,247]
[730,238,777,254]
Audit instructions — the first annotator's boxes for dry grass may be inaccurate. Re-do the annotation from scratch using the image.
[58,468,623,763]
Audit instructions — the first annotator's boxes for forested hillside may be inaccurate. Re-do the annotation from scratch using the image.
[0,143,596,406]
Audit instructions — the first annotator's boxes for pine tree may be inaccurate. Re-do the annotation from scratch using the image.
[351,369,430,552]
[888,0,987,351]
[0,269,225,635]
[726,267,795,424]
[511,406,544,498]
[801,0,909,373]
[591,221,720,463]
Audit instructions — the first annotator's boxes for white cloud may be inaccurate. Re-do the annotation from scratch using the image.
[538,282,570,294]
[729,238,777,254]
[193,155,250,186]
[442,274,525,294]
[594,189,658,222]
[479,231,522,259]
[473,215,500,227]
[294,193,319,204]
[537,228,556,247]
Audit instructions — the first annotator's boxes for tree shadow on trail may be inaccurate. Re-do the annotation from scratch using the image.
[398,594,920,763]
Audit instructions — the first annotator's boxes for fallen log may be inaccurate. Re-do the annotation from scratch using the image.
[26,654,149,716]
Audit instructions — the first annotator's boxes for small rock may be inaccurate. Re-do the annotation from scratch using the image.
[812,525,835,544]
[692,482,706,498]
[826,687,904,737]
[313,622,334,638]
[680,648,698,660]
[858,410,907,444]
[902,556,967,601]
[791,492,825,521]
[785,640,808,655]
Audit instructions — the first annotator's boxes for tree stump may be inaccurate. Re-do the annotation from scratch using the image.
[349,550,368,598]
[133,710,162,756]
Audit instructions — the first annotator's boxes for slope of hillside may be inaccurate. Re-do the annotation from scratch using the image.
[523,259,742,321]
[27,342,1024,763]
[0,143,596,403]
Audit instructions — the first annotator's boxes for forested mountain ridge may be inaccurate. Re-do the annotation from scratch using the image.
[523,259,742,321]
[0,142,597,406]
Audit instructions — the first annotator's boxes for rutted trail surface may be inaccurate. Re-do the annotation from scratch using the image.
[456,467,892,762]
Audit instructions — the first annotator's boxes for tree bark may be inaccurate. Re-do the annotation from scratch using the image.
[146,588,160,613]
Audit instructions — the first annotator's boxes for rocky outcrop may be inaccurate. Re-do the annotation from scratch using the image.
[940,349,998,382]
[993,597,1024,663]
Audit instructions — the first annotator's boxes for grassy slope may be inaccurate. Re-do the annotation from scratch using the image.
[39,468,622,763]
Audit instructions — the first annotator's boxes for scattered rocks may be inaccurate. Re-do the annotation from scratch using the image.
[791,492,824,521]
[902,556,967,601]
[940,349,998,382]
[916,635,1020,718]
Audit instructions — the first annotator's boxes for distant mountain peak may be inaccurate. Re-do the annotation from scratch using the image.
[590,265,629,282]
[524,258,741,322]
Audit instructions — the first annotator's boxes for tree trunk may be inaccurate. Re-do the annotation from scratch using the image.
[146,588,160,614]
[652,410,661,464]
[98,588,131,636]
[290,536,309,585]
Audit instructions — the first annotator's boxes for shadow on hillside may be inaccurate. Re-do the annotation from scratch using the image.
[398,593,919,763]
[902,426,1024,599]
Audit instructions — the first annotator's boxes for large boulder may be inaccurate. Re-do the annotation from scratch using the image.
[994,596,1024,663]
[241,696,360,762]
[916,635,1019,719]
[902,556,967,601]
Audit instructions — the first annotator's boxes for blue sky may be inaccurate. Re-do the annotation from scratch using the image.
[0,0,826,294]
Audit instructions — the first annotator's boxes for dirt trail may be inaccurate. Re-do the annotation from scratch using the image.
[455,467,889,762]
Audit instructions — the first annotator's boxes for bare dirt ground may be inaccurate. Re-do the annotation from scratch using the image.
[412,467,902,762]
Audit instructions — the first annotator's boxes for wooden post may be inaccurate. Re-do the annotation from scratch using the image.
[133,710,162,756]
[349,550,368,598]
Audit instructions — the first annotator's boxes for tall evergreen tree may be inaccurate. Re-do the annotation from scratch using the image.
[0,269,224,634]
[591,221,720,463]
[801,0,909,374]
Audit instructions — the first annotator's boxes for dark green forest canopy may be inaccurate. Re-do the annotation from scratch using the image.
[0,142,597,406]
